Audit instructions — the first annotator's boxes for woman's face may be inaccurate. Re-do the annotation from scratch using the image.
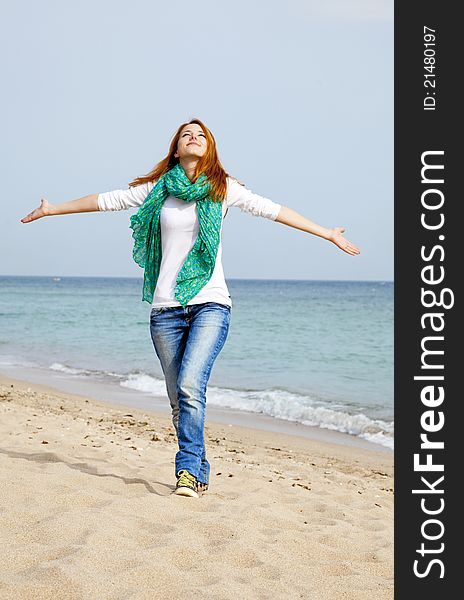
[174,123,207,160]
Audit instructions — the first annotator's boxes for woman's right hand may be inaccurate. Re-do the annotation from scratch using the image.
[20,198,54,223]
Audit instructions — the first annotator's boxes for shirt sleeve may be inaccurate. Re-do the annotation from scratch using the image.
[97,181,154,211]
[225,178,282,220]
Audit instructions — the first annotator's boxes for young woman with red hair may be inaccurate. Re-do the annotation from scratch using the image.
[21,118,360,498]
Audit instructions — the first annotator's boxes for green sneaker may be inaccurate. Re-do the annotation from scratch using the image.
[174,470,199,498]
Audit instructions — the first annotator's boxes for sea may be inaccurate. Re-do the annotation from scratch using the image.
[0,276,393,450]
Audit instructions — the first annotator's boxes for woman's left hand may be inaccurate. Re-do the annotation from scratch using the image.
[329,227,361,256]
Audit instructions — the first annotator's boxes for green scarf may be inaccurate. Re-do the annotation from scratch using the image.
[129,163,223,307]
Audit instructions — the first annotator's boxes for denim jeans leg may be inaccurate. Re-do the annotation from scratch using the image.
[175,303,230,481]
[149,303,230,485]
[149,307,187,436]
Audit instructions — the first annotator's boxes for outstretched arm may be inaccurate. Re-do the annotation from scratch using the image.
[274,206,361,256]
[20,194,100,223]
[20,182,153,224]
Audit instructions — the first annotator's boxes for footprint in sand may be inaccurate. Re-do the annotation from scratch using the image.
[195,522,236,544]
[42,543,88,563]
[259,528,280,538]
[317,533,351,549]
[169,547,204,570]
[256,564,283,581]
[363,519,387,533]
[313,502,328,513]
[228,549,264,569]
[138,521,176,536]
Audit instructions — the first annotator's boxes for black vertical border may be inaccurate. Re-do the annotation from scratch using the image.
[395,1,458,596]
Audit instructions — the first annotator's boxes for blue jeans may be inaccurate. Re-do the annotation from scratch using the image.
[149,301,231,484]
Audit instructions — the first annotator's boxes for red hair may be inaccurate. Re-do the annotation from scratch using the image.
[128,118,241,203]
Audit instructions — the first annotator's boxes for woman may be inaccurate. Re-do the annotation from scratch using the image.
[20,118,360,499]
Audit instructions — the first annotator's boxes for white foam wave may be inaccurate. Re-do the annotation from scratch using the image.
[49,362,86,375]
[120,372,394,449]
[43,365,394,449]
[49,362,123,380]
[120,372,168,396]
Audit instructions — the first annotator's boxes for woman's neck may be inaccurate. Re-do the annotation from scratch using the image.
[179,158,200,182]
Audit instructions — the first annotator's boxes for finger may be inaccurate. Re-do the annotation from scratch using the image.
[346,241,359,252]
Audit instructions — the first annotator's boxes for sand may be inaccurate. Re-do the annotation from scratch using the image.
[0,373,393,599]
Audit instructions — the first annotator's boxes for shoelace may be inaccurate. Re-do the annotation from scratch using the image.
[177,470,197,490]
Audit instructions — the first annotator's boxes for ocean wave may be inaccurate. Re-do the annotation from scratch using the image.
[49,362,122,379]
[49,362,88,375]
[120,372,168,396]
[120,371,394,450]
[43,363,394,450]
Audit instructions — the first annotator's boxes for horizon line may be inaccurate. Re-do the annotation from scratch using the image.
[0,274,394,283]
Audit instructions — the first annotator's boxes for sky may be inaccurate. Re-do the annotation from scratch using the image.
[1,0,393,281]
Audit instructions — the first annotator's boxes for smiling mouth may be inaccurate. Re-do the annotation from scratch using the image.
[187,142,201,146]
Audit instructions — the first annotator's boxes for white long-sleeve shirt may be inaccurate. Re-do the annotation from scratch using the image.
[97,176,282,308]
